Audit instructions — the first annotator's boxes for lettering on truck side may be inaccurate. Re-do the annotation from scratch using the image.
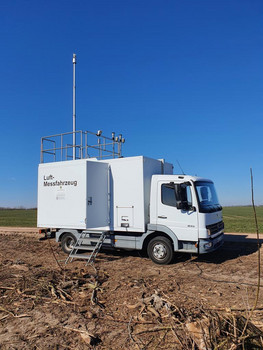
[43,176,78,187]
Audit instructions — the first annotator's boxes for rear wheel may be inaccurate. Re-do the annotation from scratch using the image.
[147,236,174,265]
[61,233,76,254]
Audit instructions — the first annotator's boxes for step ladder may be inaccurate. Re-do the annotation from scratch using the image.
[65,231,108,265]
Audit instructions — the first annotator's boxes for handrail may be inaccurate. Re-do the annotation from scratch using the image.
[40,130,125,163]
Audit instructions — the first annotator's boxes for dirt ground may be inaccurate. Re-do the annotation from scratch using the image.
[0,229,262,349]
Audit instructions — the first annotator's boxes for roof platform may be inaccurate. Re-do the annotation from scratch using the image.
[40,130,125,163]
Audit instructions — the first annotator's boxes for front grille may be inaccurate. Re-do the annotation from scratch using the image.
[206,221,224,235]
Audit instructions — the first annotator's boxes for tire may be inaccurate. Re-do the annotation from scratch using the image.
[147,236,174,265]
[61,233,77,254]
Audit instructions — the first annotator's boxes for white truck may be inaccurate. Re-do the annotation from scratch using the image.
[38,133,224,264]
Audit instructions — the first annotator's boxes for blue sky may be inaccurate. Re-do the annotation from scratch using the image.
[0,0,262,207]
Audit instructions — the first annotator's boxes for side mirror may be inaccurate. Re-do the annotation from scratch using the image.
[177,201,196,212]
[176,200,189,210]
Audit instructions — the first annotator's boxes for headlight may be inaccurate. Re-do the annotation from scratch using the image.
[204,242,213,249]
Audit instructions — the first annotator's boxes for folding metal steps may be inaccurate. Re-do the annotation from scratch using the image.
[65,231,108,265]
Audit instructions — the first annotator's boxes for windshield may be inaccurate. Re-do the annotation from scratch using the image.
[194,181,222,213]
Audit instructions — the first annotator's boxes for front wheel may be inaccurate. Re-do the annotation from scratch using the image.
[147,236,174,265]
[61,233,77,254]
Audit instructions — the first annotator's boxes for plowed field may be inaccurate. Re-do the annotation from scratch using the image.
[0,229,262,349]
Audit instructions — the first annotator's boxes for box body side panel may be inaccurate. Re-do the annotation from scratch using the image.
[106,156,173,233]
[163,162,173,174]
[37,160,87,229]
[143,158,164,226]
[107,156,145,232]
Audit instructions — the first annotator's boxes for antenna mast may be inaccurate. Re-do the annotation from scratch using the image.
[176,160,185,175]
[72,53,76,160]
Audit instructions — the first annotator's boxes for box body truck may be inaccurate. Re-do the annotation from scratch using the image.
[38,155,224,264]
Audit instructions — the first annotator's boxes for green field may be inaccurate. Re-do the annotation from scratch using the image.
[0,209,37,227]
[0,207,262,233]
[223,206,263,233]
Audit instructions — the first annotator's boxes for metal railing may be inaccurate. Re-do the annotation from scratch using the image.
[40,130,125,163]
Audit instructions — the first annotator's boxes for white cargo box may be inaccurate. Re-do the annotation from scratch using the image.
[37,156,173,232]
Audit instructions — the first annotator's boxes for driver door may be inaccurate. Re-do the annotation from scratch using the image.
[156,181,198,242]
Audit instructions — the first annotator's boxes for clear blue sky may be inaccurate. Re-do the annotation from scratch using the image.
[0,0,262,207]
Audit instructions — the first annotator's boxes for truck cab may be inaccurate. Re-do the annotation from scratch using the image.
[143,175,224,263]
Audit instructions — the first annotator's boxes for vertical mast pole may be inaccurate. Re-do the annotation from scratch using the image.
[72,54,76,160]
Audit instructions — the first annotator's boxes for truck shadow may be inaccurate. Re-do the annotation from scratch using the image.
[191,239,261,265]
[95,237,262,264]
[97,249,145,262]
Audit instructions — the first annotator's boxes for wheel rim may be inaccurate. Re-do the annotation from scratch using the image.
[153,243,167,260]
[66,237,75,250]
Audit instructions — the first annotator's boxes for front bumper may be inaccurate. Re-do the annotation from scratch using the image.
[199,232,224,254]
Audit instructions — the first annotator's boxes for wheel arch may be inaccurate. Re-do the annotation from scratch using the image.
[56,229,80,242]
[142,231,172,251]
[142,224,179,252]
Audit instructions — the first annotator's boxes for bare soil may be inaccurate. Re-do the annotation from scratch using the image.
[0,229,262,349]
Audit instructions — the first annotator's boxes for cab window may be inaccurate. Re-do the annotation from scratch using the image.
[162,182,193,208]
[161,184,177,207]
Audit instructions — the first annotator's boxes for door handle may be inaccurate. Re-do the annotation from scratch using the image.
[158,215,167,219]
